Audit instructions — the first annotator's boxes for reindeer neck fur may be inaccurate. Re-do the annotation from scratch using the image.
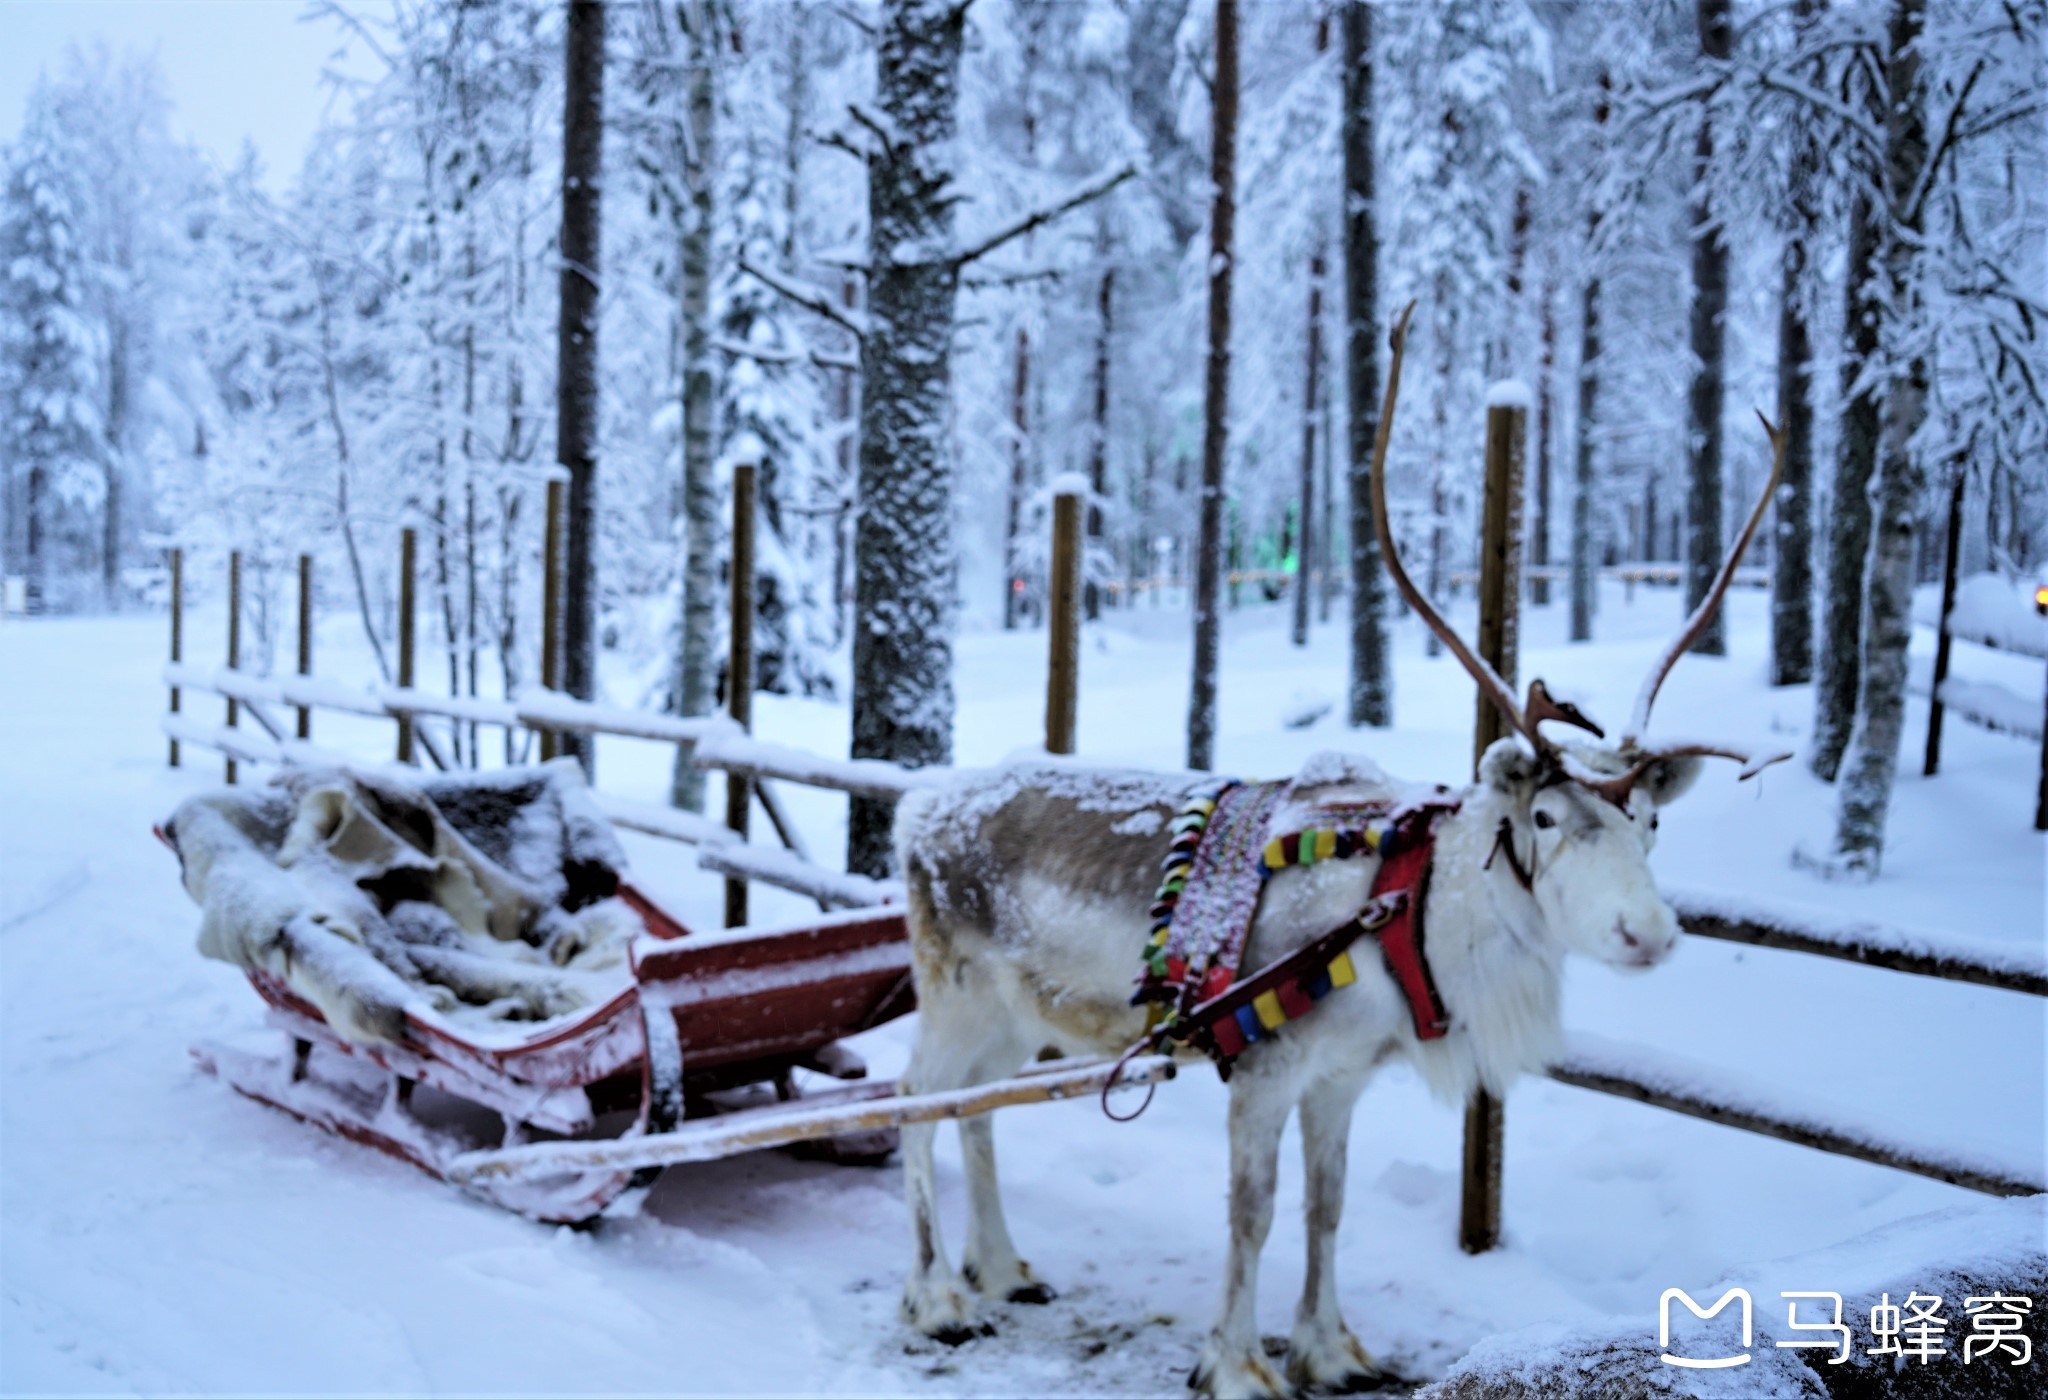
[1401,784,1564,1103]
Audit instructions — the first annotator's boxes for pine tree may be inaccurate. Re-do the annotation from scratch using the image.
[1341,0,1390,723]
[1683,0,1733,657]
[558,0,606,773]
[0,109,104,613]
[1186,0,1239,772]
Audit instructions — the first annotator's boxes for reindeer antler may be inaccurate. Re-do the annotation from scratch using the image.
[1369,303,1538,753]
[1622,411,1788,749]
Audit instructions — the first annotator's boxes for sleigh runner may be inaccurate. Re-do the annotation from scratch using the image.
[163,763,1172,1224]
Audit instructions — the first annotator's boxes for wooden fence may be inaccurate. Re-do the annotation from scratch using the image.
[161,458,2043,1248]
[1916,473,2048,829]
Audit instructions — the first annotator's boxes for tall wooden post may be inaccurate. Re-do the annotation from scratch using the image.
[1047,484,1083,755]
[296,553,314,741]
[1461,393,1526,1255]
[724,464,757,928]
[397,528,417,764]
[1922,472,1965,776]
[225,551,242,785]
[539,478,565,762]
[168,546,183,768]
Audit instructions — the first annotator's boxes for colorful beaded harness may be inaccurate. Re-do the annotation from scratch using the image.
[1124,779,1459,1085]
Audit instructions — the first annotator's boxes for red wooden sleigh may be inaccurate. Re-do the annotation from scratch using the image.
[188,878,1174,1224]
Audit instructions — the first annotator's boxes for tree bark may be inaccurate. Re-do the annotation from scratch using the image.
[847,0,972,874]
[1684,0,1732,656]
[1571,73,1611,644]
[1294,249,1324,648]
[1086,258,1113,620]
[1769,0,1821,687]
[1830,0,1928,876]
[673,0,719,812]
[1186,0,1239,771]
[102,314,128,610]
[1003,328,1029,630]
[1341,0,1390,726]
[557,0,606,774]
[1768,297,1813,674]
[1812,192,1882,779]
[1533,272,1555,606]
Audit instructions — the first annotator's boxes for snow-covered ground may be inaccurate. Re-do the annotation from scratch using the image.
[3,583,2042,1396]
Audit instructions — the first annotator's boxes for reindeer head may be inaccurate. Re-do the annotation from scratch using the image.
[1369,302,1790,971]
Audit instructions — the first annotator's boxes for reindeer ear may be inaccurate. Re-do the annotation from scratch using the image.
[1641,755,1705,807]
[1478,739,1541,799]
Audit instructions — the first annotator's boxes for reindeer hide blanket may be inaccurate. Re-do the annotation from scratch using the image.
[164,760,639,1047]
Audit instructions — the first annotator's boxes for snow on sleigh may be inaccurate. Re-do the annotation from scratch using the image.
[161,761,1173,1224]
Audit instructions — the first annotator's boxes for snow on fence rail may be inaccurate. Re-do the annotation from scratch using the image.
[1550,1032,2043,1198]
[1665,886,2048,997]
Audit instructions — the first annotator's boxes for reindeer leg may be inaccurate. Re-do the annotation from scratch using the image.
[960,1109,1055,1304]
[1191,1074,1294,1400]
[1287,1075,1386,1393]
[900,990,1018,1343]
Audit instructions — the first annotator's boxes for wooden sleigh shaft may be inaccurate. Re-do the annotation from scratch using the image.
[447,1054,1180,1188]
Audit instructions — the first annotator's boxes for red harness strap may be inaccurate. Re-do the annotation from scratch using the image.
[1366,822,1450,1041]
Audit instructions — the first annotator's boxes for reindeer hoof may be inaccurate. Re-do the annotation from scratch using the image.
[964,1257,1056,1304]
[1188,1340,1293,1398]
[930,1319,997,1347]
[1285,1327,1391,1393]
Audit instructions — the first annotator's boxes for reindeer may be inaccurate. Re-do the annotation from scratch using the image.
[891,304,1787,1398]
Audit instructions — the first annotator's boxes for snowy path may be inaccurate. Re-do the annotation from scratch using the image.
[2,587,2042,1395]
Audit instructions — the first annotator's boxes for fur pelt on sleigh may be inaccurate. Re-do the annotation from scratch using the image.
[164,760,639,1046]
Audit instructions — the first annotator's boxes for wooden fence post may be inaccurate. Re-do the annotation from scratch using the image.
[296,552,313,742]
[1923,472,1965,777]
[225,550,242,785]
[168,546,183,768]
[2037,673,2047,833]
[1047,484,1083,755]
[397,528,417,765]
[724,463,757,929]
[1460,391,1526,1256]
[539,478,565,762]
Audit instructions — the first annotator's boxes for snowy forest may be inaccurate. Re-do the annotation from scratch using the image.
[2,0,2043,882]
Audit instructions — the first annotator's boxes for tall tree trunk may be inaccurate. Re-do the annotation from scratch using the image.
[1812,193,1882,778]
[1830,0,1928,876]
[557,0,606,774]
[1771,222,1817,681]
[673,0,719,812]
[102,314,128,611]
[1684,0,1733,655]
[1003,329,1030,629]
[1770,0,1821,688]
[847,0,971,875]
[1341,0,1390,726]
[1571,72,1611,643]
[1319,363,1337,624]
[1293,249,1324,647]
[1533,272,1555,605]
[1186,0,1239,771]
[1086,256,1113,620]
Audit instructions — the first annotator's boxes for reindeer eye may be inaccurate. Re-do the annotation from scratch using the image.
[1533,810,1556,830]
[1650,813,1660,831]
